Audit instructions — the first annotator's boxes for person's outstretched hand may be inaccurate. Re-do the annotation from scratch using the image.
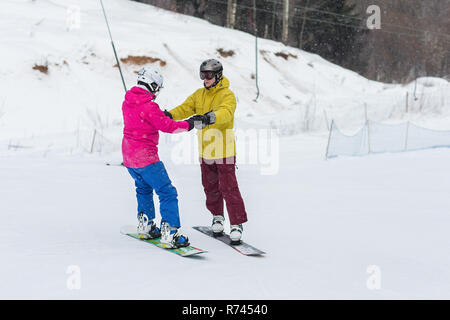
[203,111,216,125]
[163,109,173,119]
[186,115,205,131]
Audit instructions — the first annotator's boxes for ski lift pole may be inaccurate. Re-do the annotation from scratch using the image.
[253,0,260,101]
[255,34,260,101]
[100,0,127,93]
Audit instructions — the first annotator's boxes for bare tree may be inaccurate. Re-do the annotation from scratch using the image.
[130,0,450,83]
[282,0,290,43]
[226,0,237,29]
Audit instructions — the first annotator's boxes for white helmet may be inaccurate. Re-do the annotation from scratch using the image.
[137,66,164,93]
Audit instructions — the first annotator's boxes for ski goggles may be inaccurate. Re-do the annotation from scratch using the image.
[200,71,216,80]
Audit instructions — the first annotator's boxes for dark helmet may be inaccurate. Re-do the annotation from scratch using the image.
[200,59,223,88]
[200,59,223,74]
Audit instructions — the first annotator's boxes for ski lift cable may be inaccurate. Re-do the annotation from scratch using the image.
[207,0,450,44]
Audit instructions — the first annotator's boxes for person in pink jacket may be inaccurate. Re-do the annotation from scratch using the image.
[122,66,199,249]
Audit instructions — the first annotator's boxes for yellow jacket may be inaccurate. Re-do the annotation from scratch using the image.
[169,76,236,160]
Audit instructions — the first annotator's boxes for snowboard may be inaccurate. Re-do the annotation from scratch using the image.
[106,162,124,166]
[120,225,207,257]
[192,226,265,256]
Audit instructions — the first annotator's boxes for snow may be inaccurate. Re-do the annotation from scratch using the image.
[2,139,450,299]
[1,0,449,144]
[1,0,450,299]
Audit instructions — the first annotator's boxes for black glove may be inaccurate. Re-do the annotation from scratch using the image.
[163,109,173,119]
[186,115,205,131]
[203,111,216,125]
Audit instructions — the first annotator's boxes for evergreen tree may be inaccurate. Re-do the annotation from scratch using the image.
[300,0,363,66]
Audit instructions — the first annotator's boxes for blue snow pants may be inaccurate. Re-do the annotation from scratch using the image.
[127,161,181,228]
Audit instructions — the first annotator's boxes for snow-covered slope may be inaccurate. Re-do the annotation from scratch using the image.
[1,0,450,300]
[2,138,450,299]
[1,0,449,151]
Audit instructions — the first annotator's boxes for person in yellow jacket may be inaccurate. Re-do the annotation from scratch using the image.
[165,59,247,244]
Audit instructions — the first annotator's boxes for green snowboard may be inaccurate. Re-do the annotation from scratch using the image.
[120,225,206,257]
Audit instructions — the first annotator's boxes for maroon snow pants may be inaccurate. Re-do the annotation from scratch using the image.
[200,157,248,226]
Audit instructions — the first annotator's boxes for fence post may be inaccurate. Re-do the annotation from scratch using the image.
[325,120,334,160]
[405,92,410,151]
[364,103,371,155]
[405,92,409,115]
[90,129,97,154]
[404,121,410,151]
[364,103,368,122]
[76,118,80,149]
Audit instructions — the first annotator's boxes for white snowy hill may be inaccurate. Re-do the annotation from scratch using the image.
[1,0,449,149]
[1,0,450,299]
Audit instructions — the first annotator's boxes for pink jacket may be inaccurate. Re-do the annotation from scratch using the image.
[122,86,189,168]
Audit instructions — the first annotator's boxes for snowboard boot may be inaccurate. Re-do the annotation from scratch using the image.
[137,212,161,240]
[230,224,243,245]
[160,222,190,249]
[211,215,225,236]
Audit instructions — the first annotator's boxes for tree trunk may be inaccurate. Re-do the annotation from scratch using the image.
[299,0,310,49]
[282,0,289,43]
[271,1,276,39]
[226,0,237,29]
[252,0,257,34]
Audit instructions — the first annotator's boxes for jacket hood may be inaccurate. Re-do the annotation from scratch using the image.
[124,86,155,106]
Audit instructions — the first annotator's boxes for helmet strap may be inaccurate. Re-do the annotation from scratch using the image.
[138,81,160,95]
[138,81,152,92]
